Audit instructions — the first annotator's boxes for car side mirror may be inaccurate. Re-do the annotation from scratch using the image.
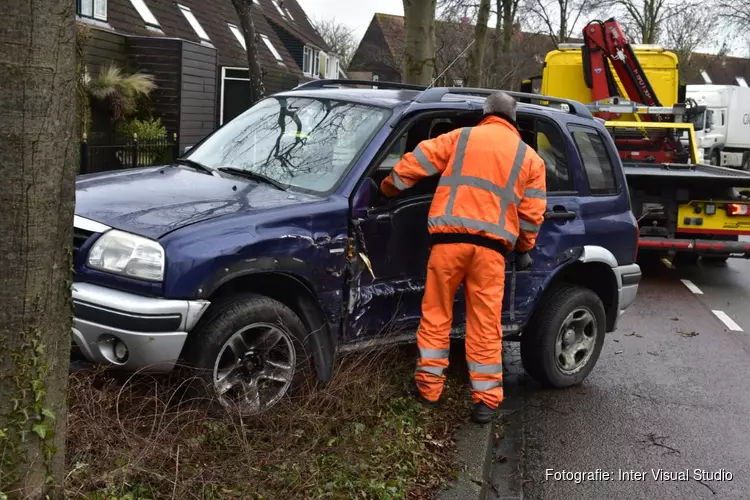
[352,178,380,217]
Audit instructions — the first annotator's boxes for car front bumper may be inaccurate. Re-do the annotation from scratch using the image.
[72,282,210,373]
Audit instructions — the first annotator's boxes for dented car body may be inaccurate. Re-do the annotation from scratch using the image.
[71,82,641,410]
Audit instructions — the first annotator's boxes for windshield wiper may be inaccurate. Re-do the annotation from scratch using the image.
[217,167,288,191]
[175,158,214,175]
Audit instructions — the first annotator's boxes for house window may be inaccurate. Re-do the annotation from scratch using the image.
[701,70,712,84]
[177,4,210,42]
[78,0,107,21]
[260,34,285,65]
[228,23,246,50]
[303,45,320,77]
[271,0,287,19]
[737,76,748,87]
[129,0,159,27]
[326,56,340,79]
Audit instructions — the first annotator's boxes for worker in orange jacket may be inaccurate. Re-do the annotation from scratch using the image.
[381,92,547,423]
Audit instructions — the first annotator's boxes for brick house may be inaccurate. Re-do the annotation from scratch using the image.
[348,13,750,92]
[77,0,345,153]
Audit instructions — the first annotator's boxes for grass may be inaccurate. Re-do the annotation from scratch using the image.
[65,344,473,499]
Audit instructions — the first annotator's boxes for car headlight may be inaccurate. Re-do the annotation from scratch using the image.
[87,230,165,282]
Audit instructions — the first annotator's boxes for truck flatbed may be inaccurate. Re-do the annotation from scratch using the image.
[624,162,750,186]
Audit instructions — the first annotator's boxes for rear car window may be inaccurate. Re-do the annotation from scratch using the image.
[570,127,618,195]
[536,120,575,192]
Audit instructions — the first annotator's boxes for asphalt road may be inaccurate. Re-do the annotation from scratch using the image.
[493,254,750,500]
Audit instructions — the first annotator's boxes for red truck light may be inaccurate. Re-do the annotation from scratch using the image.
[728,203,749,216]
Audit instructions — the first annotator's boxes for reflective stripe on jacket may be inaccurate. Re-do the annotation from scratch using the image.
[381,115,547,253]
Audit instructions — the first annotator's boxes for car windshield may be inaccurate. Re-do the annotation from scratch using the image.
[186,96,390,194]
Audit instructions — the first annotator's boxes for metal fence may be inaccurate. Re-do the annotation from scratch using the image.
[79,134,179,175]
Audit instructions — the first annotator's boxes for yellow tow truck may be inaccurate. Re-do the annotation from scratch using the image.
[521,18,750,262]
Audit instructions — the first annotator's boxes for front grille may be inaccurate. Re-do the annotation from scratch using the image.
[72,227,94,262]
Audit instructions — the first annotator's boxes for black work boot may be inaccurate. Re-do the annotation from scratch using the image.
[472,402,496,424]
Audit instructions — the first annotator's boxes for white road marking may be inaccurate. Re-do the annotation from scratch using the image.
[680,279,704,295]
[712,310,744,332]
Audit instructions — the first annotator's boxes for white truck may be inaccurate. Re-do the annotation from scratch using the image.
[686,84,750,170]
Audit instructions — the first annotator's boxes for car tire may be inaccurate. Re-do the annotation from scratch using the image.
[710,150,720,166]
[182,293,311,415]
[520,284,606,388]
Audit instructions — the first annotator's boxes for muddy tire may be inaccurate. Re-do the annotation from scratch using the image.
[521,284,606,388]
[182,293,311,415]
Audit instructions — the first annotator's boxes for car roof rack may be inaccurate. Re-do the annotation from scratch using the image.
[415,87,593,119]
[294,79,428,92]
[292,80,592,119]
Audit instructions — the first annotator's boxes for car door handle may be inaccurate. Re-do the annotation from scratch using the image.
[544,206,576,221]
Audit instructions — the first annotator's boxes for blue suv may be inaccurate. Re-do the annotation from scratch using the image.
[71,81,641,413]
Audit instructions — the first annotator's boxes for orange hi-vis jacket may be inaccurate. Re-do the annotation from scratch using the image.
[381,115,547,254]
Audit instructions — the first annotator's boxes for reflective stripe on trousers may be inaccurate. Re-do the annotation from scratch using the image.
[427,129,533,244]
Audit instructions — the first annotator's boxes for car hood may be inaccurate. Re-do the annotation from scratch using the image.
[75,166,319,239]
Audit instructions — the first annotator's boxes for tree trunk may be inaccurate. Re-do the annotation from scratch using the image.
[0,0,76,498]
[467,0,492,87]
[491,0,504,86]
[230,0,265,104]
[402,0,437,85]
[501,0,515,53]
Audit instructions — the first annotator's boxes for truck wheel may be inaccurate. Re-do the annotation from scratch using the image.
[183,293,310,415]
[710,150,720,166]
[521,285,606,388]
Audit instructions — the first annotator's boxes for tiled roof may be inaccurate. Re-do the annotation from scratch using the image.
[257,0,329,51]
[680,52,750,86]
[90,0,330,79]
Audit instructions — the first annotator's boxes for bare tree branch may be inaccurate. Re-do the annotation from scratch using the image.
[311,17,358,69]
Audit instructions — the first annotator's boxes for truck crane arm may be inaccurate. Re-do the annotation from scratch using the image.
[582,18,666,121]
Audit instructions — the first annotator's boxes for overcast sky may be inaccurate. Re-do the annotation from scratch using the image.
[297,0,403,41]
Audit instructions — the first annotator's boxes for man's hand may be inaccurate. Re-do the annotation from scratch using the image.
[515,251,533,271]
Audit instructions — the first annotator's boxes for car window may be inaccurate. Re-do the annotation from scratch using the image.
[536,120,575,192]
[186,96,390,194]
[570,127,618,195]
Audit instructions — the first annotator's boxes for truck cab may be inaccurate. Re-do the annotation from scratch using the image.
[686,84,750,169]
[71,82,641,414]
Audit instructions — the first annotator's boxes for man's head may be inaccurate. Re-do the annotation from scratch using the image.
[483,92,517,122]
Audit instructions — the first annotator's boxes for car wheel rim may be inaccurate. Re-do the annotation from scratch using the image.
[554,307,597,375]
[212,322,296,415]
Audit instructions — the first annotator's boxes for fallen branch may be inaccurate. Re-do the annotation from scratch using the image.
[696,478,717,495]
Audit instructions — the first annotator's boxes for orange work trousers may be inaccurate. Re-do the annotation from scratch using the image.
[415,242,505,408]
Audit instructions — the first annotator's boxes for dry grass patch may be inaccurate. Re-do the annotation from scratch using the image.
[65,344,472,499]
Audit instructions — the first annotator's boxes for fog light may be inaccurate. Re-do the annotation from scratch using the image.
[114,340,129,363]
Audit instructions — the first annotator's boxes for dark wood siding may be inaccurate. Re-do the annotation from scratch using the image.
[84,28,128,75]
[126,37,182,138]
[179,41,218,152]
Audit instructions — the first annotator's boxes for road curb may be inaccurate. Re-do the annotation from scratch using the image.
[437,419,494,500]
